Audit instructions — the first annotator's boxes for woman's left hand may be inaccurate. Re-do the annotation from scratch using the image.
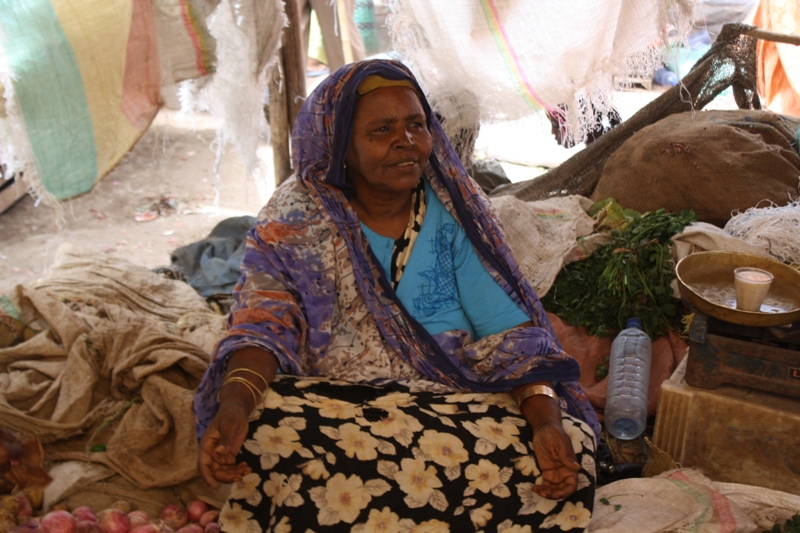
[514,382,582,500]
[530,421,581,500]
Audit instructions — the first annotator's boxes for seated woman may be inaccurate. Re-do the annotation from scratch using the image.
[194,59,600,533]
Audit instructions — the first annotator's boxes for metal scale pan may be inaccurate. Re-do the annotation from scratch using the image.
[676,251,800,327]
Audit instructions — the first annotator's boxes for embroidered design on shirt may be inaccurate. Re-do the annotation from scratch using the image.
[414,223,457,317]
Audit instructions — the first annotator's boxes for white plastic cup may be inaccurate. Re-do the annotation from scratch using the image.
[734,267,774,312]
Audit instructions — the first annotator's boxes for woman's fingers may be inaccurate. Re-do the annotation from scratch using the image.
[533,471,578,499]
[198,428,223,488]
[534,463,578,499]
[531,425,582,499]
[199,447,247,487]
[198,410,250,487]
[235,461,252,478]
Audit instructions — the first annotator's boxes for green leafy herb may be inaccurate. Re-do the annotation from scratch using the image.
[598,496,622,511]
[542,201,696,338]
[763,513,800,533]
[595,356,610,381]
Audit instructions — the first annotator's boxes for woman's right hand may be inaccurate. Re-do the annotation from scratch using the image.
[198,399,252,488]
[198,348,279,487]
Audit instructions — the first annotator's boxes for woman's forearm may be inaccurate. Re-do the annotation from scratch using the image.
[217,347,280,415]
[506,320,564,431]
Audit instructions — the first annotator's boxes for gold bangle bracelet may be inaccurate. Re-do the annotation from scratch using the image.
[227,367,270,390]
[516,384,557,406]
[217,376,263,407]
[220,375,266,398]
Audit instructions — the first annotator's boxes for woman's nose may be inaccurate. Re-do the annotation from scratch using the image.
[393,129,414,148]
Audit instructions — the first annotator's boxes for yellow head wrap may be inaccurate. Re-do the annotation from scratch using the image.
[356,75,417,96]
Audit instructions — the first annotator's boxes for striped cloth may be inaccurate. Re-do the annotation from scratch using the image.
[0,0,214,200]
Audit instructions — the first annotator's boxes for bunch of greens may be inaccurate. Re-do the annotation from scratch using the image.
[541,199,696,338]
[762,514,800,533]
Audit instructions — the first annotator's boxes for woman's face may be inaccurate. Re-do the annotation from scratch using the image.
[344,85,433,199]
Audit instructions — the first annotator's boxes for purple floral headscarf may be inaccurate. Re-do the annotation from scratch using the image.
[194,60,600,440]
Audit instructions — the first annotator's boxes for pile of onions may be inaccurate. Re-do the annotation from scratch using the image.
[0,499,220,533]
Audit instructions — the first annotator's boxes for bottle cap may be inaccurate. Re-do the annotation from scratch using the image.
[626,317,643,329]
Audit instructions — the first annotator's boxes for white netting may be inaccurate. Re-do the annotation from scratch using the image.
[388,0,696,145]
[724,196,800,265]
[178,0,286,181]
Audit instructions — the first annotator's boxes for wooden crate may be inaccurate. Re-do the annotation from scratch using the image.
[653,357,800,495]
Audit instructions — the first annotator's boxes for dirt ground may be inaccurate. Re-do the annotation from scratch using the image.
[0,110,274,294]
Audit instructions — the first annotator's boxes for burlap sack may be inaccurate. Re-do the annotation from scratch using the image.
[491,195,596,297]
[592,110,800,227]
[591,467,800,532]
[0,246,223,490]
[589,468,759,533]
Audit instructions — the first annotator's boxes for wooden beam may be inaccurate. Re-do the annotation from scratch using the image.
[746,28,800,46]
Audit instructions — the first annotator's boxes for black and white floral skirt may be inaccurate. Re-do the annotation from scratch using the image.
[218,376,596,533]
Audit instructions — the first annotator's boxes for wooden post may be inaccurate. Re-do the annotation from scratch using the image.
[269,65,291,184]
[270,0,307,186]
[283,0,306,127]
[336,0,354,64]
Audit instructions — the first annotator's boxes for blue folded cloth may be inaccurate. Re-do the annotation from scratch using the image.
[306,67,329,78]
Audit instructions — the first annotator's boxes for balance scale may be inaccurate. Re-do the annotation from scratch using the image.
[675,251,800,398]
[684,311,800,398]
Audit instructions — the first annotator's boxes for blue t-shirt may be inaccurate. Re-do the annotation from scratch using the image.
[361,180,530,340]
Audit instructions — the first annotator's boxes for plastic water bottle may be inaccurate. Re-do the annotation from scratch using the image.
[652,67,679,87]
[605,317,652,440]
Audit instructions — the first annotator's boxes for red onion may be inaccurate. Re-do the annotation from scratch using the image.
[76,521,104,533]
[12,522,40,533]
[126,511,150,530]
[203,524,219,533]
[155,521,176,533]
[185,502,206,525]
[159,505,186,531]
[16,494,33,518]
[135,521,169,533]
[40,511,77,533]
[196,512,218,529]
[129,526,159,533]
[100,510,130,533]
[176,526,203,533]
[71,508,96,523]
